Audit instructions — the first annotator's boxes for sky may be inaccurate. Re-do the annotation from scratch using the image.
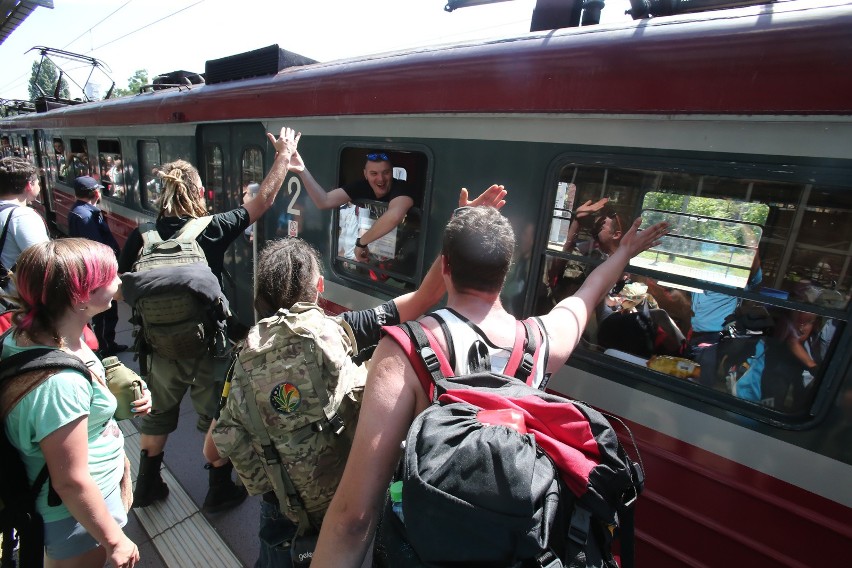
[0,0,633,102]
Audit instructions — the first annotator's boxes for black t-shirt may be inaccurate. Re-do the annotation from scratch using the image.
[117,207,251,283]
[342,300,400,364]
[342,179,420,208]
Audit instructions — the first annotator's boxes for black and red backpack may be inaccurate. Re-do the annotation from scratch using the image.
[373,315,644,568]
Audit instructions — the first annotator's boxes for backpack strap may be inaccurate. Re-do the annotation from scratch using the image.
[0,203,18,261]
[0,343,93,509]
[503,320,539,384]
[383,322,453,402]
[301,337,345,435]
[174,215,213,242]
[236,358,315,535]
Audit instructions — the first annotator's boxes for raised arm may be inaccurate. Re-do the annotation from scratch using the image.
[312,338,427,567]
[242,127,301,224]
[289,151,351,210]
[356,196,415,260]
[540,217,668,372]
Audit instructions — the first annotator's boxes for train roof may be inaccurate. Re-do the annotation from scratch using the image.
[4,0,852,130]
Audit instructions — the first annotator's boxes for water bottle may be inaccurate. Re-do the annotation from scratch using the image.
[102,356,144,420]
[390,480,404,523]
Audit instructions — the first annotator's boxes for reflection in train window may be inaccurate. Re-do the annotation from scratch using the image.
[69,138,90,178]
[53,138,67,181]
[332,147,428,292]
[536,163,849,417]
[97,139,125,200]
[138,140,161,211]
[203,144,223,214]
[240,146,263,204]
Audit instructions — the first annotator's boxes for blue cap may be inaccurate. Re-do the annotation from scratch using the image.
[74,176,103,193]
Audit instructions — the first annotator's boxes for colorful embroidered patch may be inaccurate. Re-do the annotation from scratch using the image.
[270,382,302,413]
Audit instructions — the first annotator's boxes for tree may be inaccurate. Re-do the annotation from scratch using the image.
[28,58,70,101]
[112,69,149,98]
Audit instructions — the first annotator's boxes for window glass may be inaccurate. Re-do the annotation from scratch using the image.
[203,144,223,214]
[69,138,92,178]
[332,148,428,292]
[138,140,161,211]
[97,139,125,199]
[52,138,67,182]
[240,146,263,204]
[536,163,847,416]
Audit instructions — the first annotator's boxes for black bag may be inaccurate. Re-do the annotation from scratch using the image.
[374,321,644,568]
[0,344,92,568]
[0,203,19,290]
[289,530,318,567]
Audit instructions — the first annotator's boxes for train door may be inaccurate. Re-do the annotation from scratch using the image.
[198,122,267,325]
[31,130,55,228]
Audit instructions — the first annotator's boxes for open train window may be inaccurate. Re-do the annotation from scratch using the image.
[331,147,428,292]
[138,140,161,212]
[97,139,125,200]
[52,138,67,182]
[536,163,849,418]
[69,138,91,178]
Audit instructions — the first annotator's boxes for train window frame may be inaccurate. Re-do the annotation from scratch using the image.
[330,144,431,295]
[138,140,162,212]
[203,143,224,214]
[534,152,851,427]
[68,138,92,179]
[52,137,68,182]
[97,139,126,202]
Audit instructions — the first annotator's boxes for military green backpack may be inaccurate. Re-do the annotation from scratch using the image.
[214,303,366,533]
[131,216,215,360]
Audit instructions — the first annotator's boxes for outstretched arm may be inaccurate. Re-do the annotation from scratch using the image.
[356,195,415,256]
[243,127,301,223]
[540,218,669,372]
[289,151,351,210]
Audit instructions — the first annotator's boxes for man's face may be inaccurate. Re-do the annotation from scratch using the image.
[25,176,40,203]
[363,160,393,199]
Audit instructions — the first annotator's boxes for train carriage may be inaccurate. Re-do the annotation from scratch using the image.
[3,1,851,565]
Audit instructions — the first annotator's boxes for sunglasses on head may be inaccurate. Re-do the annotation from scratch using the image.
[366,152,389,162]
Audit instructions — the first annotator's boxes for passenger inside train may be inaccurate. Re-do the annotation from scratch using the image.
[291,148,421,265]
[536,165,844,414]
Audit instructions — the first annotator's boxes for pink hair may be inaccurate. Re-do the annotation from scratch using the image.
[13,239,117,339]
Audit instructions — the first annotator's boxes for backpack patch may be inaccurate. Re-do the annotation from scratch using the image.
[130,217,218,360]
[374,320,644,568]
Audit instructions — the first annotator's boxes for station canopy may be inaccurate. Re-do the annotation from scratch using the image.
[0,0,52,46]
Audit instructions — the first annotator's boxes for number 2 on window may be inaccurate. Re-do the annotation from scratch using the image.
[287,177,301,216]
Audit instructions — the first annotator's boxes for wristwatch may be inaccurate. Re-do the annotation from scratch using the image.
[355,238,366,249]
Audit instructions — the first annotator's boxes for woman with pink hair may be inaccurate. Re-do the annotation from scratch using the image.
[1,239,151,567]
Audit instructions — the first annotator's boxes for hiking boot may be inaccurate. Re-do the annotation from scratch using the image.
[202,461,247,513]
[197,414,213,433]
[132,450,169,508]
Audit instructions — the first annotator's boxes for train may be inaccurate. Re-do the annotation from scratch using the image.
[3,0,851,565]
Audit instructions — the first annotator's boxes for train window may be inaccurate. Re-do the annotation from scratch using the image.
[98,139,125,199]
[52,138,67,182]
[240,146,263,201]
[69,138,91,178]
[138,140,161,211]
[537,163,849,417]
[203,144,223,214]
[331,147,428,292]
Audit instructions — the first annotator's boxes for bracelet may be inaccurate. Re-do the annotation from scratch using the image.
[355,238,366,248]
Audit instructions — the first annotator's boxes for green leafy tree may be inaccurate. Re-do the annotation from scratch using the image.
[28,59,70,100]
[112,69,149,98]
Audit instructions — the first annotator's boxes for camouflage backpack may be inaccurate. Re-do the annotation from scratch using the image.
[213,303,366,533]
[131,216,217,360]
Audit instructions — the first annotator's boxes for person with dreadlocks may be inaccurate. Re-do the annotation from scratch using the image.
[117,127,301,512]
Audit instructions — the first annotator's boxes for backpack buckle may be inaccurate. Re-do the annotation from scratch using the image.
[313,413,345,436]
[536,549,563,568]
[519,352,534,377]
[261,444,280,466]
[420,346,441,374]
[568,506,591,546]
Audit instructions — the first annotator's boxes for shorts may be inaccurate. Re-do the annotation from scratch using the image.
[44,484,126,560]
[139,353,227,435]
